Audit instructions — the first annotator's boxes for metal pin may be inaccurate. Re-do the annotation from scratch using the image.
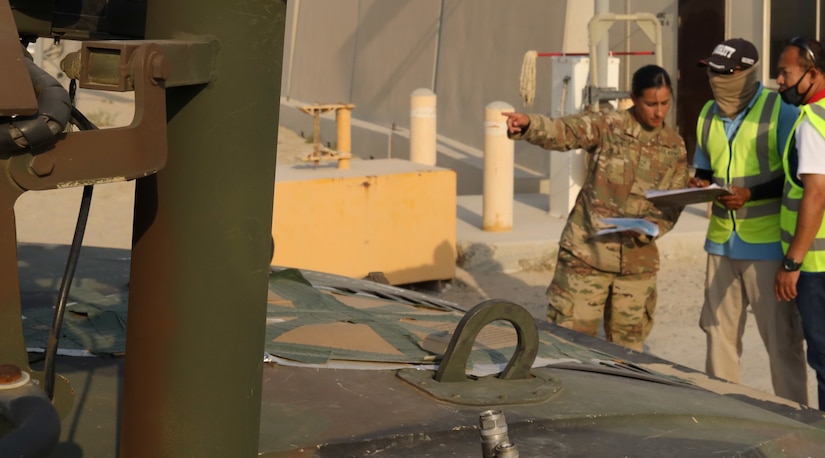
[495,441,520,458]
[479,409,510,458]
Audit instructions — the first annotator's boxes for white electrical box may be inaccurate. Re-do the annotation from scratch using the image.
[548,56,620,217]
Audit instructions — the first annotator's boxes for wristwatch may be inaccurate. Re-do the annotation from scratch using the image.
[782,256,802,272]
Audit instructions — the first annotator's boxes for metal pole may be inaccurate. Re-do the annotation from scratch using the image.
[595,0,610,88]
[120,1,285,456]
[0,193,26,371]
[336,105,352,170]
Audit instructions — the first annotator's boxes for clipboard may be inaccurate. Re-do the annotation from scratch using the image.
[645,184,734,206]
[594,218,659,237]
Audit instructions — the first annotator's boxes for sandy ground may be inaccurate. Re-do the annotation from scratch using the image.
[12,126,818,408]
[430,247,818,407]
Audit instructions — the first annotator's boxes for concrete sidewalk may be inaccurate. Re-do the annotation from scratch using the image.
[454,193,710,273]
[14,185,710,273]
[12,183,711,275]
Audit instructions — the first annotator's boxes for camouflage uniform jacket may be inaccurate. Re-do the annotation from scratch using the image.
[512,109,688,274]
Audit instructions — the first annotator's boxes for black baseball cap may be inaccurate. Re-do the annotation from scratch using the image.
[698,38,759,73]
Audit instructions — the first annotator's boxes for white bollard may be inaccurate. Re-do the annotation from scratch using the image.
[410,88,437,166]
[483,101,514,232]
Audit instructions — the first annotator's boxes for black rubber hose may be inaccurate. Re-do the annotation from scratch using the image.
[0,44,72,154]
[42,106,98,401]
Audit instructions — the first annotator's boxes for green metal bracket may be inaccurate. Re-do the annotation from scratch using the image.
[0,0,36,116]
[397,300,562,406]
[60,39,216,92]
[0,21,214,393]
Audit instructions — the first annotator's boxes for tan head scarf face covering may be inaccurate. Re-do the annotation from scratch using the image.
[707,65,760,118]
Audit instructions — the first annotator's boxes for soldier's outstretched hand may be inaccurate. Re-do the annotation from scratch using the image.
[501,112,530,134]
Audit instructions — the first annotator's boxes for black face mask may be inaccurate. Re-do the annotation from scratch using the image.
[780,71,812,106]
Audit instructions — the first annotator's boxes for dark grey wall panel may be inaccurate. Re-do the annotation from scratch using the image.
[350,0,442,129]
[434,0,566,148]
[284,0,360,104]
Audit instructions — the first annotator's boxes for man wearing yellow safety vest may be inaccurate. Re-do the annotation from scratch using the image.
[775,36,825,411]
[689,38,808,405]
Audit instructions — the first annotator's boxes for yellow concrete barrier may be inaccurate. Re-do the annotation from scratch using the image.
[272,158,456,285]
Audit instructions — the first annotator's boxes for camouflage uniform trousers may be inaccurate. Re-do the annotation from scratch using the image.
[546,248,657,351]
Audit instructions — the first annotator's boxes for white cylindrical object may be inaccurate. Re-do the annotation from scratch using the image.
[595,0,610,88]
[482,101,514,232]
[410,88,437,166]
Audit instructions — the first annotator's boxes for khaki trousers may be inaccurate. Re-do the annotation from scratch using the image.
[700,254,808,405]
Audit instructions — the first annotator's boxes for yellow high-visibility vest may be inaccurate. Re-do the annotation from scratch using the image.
[780,99,825,272]
[696,90,782,244]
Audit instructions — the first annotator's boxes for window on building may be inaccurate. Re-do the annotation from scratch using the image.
[770,0,818,77]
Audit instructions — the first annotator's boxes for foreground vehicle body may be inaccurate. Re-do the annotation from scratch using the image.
[257,269,825,456]
[8,266,825,456]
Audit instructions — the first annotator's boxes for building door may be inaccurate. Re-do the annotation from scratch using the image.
[677,0,725,164]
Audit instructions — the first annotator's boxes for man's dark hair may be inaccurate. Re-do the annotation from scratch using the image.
[631,65,672,97]
[789,36,825,72]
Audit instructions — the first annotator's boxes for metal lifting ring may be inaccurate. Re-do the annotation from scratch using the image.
[396,300,560,406]
[435,299,539,383]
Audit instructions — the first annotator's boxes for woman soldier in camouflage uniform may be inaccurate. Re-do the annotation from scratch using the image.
[502,65,688,351]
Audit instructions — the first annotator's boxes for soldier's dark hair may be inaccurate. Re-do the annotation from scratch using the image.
[788,36,825,72]
[631,65,672,97]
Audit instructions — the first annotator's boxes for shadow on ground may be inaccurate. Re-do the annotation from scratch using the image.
[17,243,131,309]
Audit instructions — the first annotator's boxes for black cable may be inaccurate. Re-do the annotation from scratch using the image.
[43,105,98,400]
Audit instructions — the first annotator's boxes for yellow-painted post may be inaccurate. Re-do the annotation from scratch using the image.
[410,88,437,166]
[482,101,514,232]
[336,105,352,170]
